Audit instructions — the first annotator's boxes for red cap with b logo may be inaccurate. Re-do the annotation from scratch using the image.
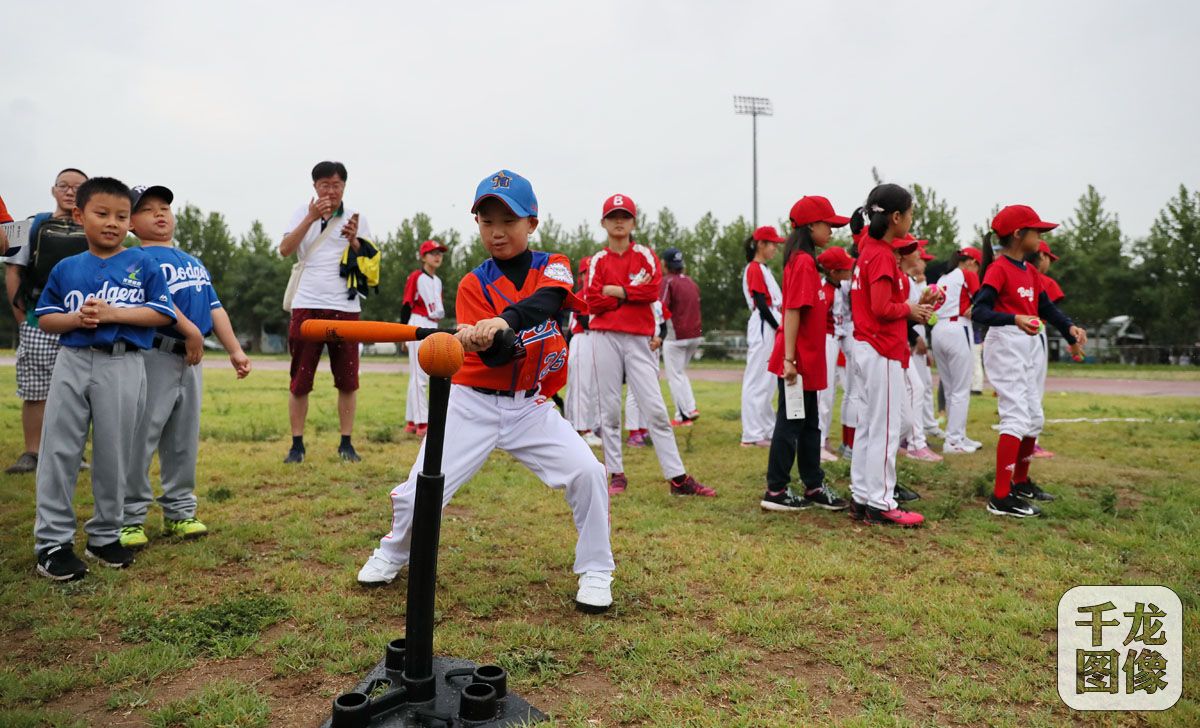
[602,194,637,218]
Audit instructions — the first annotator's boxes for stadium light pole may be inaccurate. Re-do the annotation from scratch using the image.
[734,95,773,227]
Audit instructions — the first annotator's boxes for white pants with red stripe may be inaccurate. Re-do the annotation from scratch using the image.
[373,385,614,575]
[591,330,686,479]
[984,326,1042,439]
[912,350,938,433]
[839,336,860,429]
[817,334,842,446]
[931,320,974,445]
[565,332,599,432]
[903,362,928,451]
[740,311,776,443]
[663,335,701,420]
[848,340,903,511]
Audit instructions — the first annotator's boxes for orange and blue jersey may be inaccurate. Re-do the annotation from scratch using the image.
[453,250,586,392]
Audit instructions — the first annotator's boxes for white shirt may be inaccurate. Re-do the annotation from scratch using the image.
[409,271,444,327]
[834,279,854,338]
[284,204,373,312]
[933,268,966,322]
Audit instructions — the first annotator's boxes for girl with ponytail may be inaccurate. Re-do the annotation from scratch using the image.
[740,226,786,446]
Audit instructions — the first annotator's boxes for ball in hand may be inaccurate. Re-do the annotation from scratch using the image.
[418,331,465,378]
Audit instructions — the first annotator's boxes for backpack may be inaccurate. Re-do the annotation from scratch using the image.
[23,213,89,299]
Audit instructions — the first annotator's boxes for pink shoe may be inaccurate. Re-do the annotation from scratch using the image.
[756,440,773,448]
[1033,444,1055,458]
[820,448,839,462]
[404,421,417,434]
[905,447,944,463]
[669,475,717,497]
[626,432,646,448]
[864,507,924,527]
[608,473,627,496]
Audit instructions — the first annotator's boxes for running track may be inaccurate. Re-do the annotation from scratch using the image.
[4,357,1193,397]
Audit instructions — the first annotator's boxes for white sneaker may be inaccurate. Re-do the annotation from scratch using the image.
[582,432,602,448]
[925,427,946,440]
[942,440,978,455]
[357,553,403,586]
[575,571,613,613]
[963,437,983,450]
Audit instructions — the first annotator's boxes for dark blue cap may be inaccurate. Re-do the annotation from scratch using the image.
[471,169,538,218]
[662,247,684,270]
[130,185,173,211]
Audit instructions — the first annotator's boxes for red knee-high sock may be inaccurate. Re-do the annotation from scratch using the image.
[994,434,1021,498]
[1012,436,1037,483]
[843,426,855,448]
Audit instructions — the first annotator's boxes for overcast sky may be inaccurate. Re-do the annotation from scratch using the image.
[3,1,1197,247]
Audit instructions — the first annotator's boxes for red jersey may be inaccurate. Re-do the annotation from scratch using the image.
[1040,272,1064,303]
[851,237,911,366]
[661,272,702,339]
[0,195,12,224]
[767,253,829,390]
[585,243,663,336]
[453,251,584,392]
[961,269,980,316]
[981,255,1042,317]
[822,281,836,335]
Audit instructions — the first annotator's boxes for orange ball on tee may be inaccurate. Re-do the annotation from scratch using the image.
[418,331,464,378]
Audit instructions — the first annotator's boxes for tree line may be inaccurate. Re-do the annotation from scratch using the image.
[4,183,1197,350]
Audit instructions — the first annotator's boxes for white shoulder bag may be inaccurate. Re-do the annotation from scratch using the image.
[282,220,338,312]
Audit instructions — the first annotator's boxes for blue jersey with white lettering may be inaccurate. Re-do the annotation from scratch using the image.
[34,248,176,349]
[139,244,222,337]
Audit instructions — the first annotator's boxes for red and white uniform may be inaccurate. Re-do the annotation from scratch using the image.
[930,266,979,448]
[816,279,845,447]
[834,278,860,431]
[564,258,598,433]
[981,256,1045,440]
[767,253,829,389]
[586,243,687,479]
[901,275,932,452]
[1032,270,1064,433]
[848,237,911,512]
[372,251,613,576]
[741,260,781,443]
[403,269,444,425]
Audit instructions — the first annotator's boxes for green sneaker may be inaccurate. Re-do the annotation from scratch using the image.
[119,525,149,549]
[164,517,208,539]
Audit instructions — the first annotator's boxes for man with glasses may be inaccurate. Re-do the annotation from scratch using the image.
[4,169,90,474]
[279,161,373,464]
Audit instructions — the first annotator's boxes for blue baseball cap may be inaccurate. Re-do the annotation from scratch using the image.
[662,247,684,270]
[471,169,538,218]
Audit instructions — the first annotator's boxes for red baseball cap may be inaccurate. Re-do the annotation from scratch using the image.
[991,205,1058,237]
[892,233,920,252]
[752,225,785,244]
[817,246,854,271]
[789,196,850,228]
[602,194,636,218]
[1038,239,1059,261]
[959,247,982,263]
[419,240,448,256]
[917,241,935,261]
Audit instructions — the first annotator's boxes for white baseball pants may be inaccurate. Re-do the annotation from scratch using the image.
[848,340,903,511]
[565,332,599,432]
[404,314,439,425]
[591,330,686,479]
[372,385,614,575]
[839,336,860,429]
[740,311,776,443]
[817,333,842,446]
[931,320,974,445]
[663,336,701,419]
[984,327,1042,439]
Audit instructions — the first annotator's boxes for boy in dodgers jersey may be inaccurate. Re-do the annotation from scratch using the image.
[357,170,615,613]
[586,194,715,497]
[402,240,448,435]
[119,185,251,550]
[973,206,1085,517]
[32,177,176,581]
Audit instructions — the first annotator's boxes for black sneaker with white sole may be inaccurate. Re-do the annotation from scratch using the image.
[804,484,849,511]
[36,544,88,581]
[1012,479,1056,502]
[760,490,811,512]
[848,501,866,521]
[894,483,921,503]
[987,494,1042,518]
[85,540,135,568]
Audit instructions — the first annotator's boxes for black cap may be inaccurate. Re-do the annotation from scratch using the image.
[130,185,174,211]
[662,247,684,270]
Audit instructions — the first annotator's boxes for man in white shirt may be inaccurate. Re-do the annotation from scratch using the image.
[278,161,373,464]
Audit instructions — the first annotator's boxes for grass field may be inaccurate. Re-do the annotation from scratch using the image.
[0,364,1197,727]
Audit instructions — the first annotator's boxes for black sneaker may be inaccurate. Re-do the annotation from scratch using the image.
[36,544,88,581]
[894,483,921,503]
[848,501,866,521]
[338,444,362,463]
[283,448,305,464]
[760,489,811,512]
[1012,479,1056,502]
[804,484,849,511]
[85,540,135,568]
[986,494,1042,518]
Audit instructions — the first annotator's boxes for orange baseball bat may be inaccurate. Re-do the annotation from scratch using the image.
[298,319,439,344]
